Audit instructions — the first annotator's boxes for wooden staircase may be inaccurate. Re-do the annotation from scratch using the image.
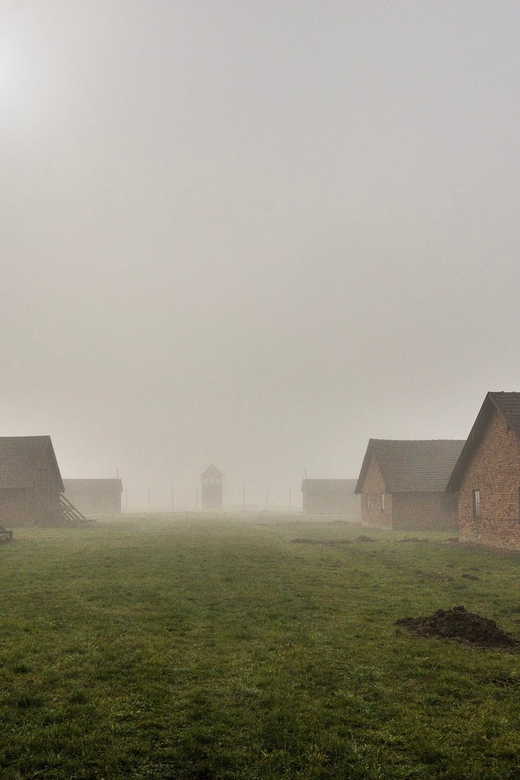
[0,524,13,543]
[57,494,95,527]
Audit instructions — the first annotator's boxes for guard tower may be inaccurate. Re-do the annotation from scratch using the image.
[201,464,223,510]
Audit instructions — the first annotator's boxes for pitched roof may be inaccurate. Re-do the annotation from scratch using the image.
[447,392,520,492]
[201,464,223,478]
[355,439,465,494]
[0,436,64,491]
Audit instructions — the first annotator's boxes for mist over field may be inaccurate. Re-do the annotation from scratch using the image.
[1,1,519,507]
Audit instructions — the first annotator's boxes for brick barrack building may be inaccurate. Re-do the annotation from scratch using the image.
[447,392,520,550]
[356,439,465,531]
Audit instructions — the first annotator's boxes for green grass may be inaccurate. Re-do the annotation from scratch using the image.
[2,515,520,778]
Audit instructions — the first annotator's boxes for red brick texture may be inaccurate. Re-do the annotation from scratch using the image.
[360,453,393,528]
[458,406,520,549]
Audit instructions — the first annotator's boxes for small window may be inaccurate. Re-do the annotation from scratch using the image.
[381,493,385,511]
[472,490,481,518]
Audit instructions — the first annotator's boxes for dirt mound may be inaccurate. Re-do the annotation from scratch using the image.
[354,535,375,543]
[395,605,519,652]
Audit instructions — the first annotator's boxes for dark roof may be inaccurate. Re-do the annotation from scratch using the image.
[355,439,465,494]
[447,392,520,492]
[0,436,64,491]
[201,464,223,478]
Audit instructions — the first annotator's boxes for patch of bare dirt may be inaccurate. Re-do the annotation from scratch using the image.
[395,537,429,543]
[395,605,519,652]
[290,538,352,547]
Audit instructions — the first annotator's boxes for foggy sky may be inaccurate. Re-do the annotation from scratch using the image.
[1,1,519,509]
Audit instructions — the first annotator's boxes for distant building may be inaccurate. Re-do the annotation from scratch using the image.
[63,479,123,516]
[0,436,64,527]
[447,392,520,550]
[302,479,360,519]
[356,439,464,531]
[201,464,223,510]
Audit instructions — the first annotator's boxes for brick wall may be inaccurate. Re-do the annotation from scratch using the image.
[459,406,520,549]
[359,453,393,528]
[392,492,458,531]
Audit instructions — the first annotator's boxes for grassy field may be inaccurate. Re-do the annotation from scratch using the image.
[1,514,520,779]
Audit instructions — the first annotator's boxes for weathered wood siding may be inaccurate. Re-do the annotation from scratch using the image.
[63,480,122,516]
[302,480,360,518]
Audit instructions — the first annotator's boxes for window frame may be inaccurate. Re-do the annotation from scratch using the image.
[472,489,481,518]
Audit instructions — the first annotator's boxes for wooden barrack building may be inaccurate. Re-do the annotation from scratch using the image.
[63,479,123,516]
[0,436,64,527]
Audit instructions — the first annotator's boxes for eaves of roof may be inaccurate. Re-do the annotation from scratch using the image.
[447,392,520,492]
[356,438,465,494]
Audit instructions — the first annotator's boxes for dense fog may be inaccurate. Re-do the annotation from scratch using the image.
[1,1,519,508]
